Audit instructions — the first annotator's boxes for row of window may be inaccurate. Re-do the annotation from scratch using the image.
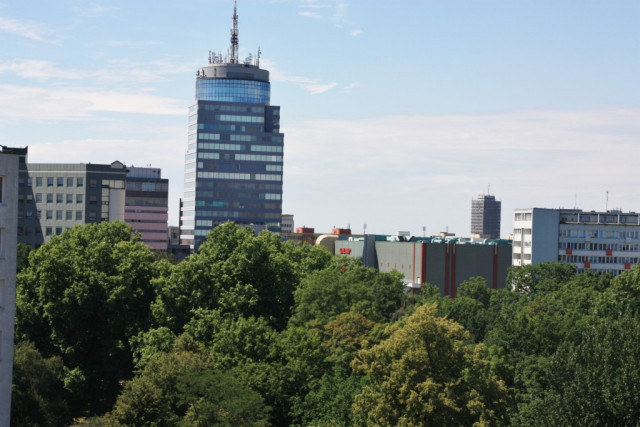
[559,229,640,239]
[195,79,270,104]
[559,255,638,264]
[199,103,265,114]
[31,177,85,187]
[559,242,640,251]
[31,193,85,204]
[196,172,282,181]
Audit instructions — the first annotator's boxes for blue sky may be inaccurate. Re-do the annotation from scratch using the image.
[1,0,639,237]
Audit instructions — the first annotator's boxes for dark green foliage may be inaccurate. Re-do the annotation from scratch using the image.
[11,341,70,427]
[152,222,301,331]
[16,242,32,273]
[15,222,159,413]
[107,334,270,426]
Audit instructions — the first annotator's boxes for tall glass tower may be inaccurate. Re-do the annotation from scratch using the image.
[181,1,284,249]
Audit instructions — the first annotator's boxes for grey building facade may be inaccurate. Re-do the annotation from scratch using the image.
[0,146,21,424]
[181,3,283,250]
[471,194,501,238]
[18,158,127,247]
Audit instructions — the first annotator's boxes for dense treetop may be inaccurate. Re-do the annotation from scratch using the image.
[11,221,640,426]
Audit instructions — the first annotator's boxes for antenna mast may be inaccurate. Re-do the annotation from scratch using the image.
[230,0,239,64]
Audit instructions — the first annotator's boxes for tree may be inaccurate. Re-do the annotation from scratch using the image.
[152,222,299,331]
[15,222,159,413]
[517,314,640,425]
[289,258,405,328]
[107,334,269,426]
[507,262,576,294]
[352,303,508,426]
[11,341,70,427]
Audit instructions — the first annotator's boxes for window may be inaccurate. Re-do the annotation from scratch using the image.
[46,210,53,220]
[0,176,4,203]
[37,210,41,219]
[47,194,53,203]
[67,177,74,187]
[0,228,4,257]
[77,178,84,187]
[36,177,43,187]
[47,177,54,187]
[88,212,96,221]
[27,177,32,187]
[66,210,72,220]
[67,194,73,204]
[56,210,62,220]
[56,227,62,235]
[56,194,63,203]
[76,210,82,220]
[46,227,53,236]
[90,179,97,188]
[57,177,64,187]
[76,194,83,204]
[89,196,97,204]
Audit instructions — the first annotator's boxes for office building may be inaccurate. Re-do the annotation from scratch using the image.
[334,236,512,297]
[125,167,169,251]
[513,208,640,276]
[181,2,284,249]
[281,214,294,234]
[471,194,501,238]
[18,159,127,248]
[0,146,22,424]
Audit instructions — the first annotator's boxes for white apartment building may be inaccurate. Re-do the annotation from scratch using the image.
[0,146,21,425]
[513,208,640,276]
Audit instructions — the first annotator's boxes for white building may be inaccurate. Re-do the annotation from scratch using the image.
[513,208,640,276]
[0,146,22,424]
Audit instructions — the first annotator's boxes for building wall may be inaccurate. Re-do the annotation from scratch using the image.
[336,239,511,297]
[19,162,127,248]
[0,149,20,425]
[471,195,501,238]
[125,167,169,251]
[513,207,640,276]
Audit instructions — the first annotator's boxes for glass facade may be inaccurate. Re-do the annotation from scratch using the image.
[182,64,284,249]
[196,79,270,104]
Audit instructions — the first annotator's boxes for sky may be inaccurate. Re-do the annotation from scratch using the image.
[1,0,639,237]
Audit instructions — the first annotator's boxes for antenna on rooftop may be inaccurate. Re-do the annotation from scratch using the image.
[606,190,609,211]
[487,183,491,195]
[256,46,261,67]
[229,0,239,64]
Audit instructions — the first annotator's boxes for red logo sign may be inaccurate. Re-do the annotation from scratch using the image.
[339,248,351,254]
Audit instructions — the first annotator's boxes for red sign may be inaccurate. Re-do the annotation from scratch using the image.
[339,248,352,254]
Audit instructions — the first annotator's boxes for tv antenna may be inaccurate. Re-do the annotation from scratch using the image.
[229,0,239,64]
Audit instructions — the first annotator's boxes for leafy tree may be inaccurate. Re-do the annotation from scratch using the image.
[152,222,299,331]
[352,303,508,426]
[507,262,576,294]
[16,242,32,273]
[289,258,405,328]
[15,222,158,413]
[11,341,70,427]
[517,314,640,425]
[107,334,269,426]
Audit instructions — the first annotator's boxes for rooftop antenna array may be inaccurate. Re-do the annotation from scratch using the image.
[229,0,239,64]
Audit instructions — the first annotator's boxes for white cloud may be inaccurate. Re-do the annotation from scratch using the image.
[343,82,361,91]
[262,59,339,95]
[350,29,363,37]
[0,58,195,85]
[298,11,322,19]
[0,85,185,119]
[0,16,54,43]
[282,109,640,235]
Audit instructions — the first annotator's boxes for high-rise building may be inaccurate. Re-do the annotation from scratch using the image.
[125,167,169,251]
[0,146,22,424]
[471,194,501,239]
[513,207,640,276]
[181,2,284,250]
[18,158,128,248]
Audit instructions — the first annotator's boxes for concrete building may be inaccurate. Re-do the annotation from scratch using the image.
[334,235,512,296]
[281,214,294,234]
[471,194,501,238]
[125,167,169,251]
[18,159,128,248]
[513,208,640,276]
[181,3,284,250]
[0,146,21,424]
